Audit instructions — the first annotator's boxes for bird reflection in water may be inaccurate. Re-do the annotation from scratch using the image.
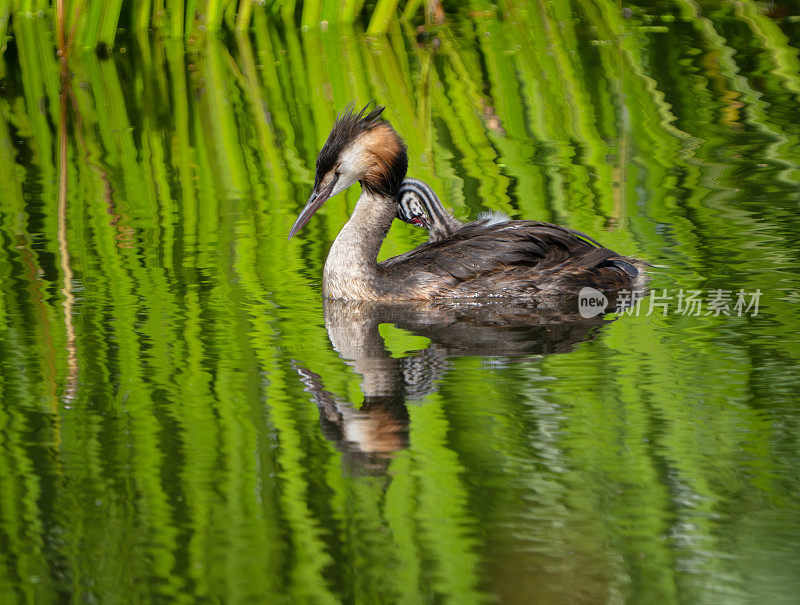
[293,298,623,475]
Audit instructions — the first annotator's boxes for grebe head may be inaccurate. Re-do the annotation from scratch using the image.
[396,193,431,230]
[289,103,408,239]
[396,177,467,242]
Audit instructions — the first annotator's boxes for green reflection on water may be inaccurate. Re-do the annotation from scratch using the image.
[1,4,800,603]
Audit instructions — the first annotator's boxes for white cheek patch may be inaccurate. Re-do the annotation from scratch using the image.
[330,172,358,198]
[330,140,369,197]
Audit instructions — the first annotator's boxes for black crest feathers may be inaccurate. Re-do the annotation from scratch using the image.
[315,103,386,184]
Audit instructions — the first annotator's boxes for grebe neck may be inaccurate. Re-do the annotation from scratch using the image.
[323,188,396,300]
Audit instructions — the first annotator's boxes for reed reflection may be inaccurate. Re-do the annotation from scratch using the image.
[293,299,614,474]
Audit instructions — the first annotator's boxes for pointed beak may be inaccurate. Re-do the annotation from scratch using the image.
[288,178,337,240]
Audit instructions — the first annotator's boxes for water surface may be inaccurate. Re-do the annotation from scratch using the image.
[1,5,800,603]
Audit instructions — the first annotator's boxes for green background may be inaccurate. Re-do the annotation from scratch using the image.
[1,2,799,602]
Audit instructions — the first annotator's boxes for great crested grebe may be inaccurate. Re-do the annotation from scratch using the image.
[289,104,644,301]
[396,177,510,242]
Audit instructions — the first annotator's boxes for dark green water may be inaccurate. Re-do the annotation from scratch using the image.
[1,4,800,603]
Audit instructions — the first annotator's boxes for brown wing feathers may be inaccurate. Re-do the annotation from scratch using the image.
[380,220,638,298]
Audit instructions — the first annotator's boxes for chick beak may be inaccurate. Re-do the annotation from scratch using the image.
[410,214,430,229]
[288,177,337,240]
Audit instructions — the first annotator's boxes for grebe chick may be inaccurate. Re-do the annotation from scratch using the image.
[289,104,645,302]
[396,178,614,254]
[396,177,510,242]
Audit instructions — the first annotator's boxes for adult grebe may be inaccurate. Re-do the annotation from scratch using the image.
[289,104,644,301]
